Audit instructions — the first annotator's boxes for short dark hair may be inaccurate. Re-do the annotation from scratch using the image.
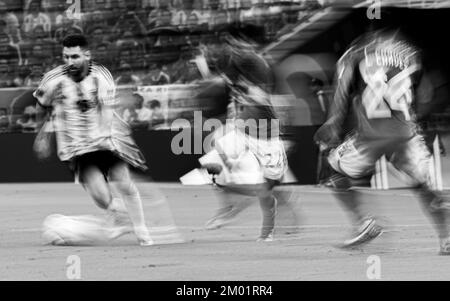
[133,93,144,105]
[149,100,161,109]
[62,34,89,49]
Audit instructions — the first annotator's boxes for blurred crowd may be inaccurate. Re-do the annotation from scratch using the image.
[0,0,326,88]
[0,0,326,133]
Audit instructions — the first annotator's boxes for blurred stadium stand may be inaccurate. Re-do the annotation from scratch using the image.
[0,0,326,91]
[1,0,450,183]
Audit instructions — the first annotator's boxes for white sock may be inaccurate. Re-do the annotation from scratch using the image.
[122,188,151,241]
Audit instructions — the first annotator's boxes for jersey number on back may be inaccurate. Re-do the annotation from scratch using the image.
[360,62,416,121]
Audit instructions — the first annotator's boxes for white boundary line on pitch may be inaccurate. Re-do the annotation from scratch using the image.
[8,223,435,233]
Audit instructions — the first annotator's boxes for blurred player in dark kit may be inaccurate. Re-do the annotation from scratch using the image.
[314,29,450,254]
[200,26,300,241]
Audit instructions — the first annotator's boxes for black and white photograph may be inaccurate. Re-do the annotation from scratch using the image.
[1,0,450,285]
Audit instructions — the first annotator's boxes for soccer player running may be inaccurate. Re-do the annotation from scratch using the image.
[202,26,292,242]
[33,34,153,246]
[314,29,450,254]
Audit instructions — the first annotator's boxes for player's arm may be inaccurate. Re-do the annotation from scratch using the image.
[314,59,354,151]
[33,104,54,160]
[97,67,117,136]
[100,102,115,137]
[32,71,58,159]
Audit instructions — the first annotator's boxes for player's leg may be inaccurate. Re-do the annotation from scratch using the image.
[326,174,367,223]
[273,187,302,234]
[67,160,126,244]
[205,184,257,230]
[77,152,130,221]
[106,184,133,229]
[51,153,133,244]
[317,148,336,186]
[109,160,152,246]
[267,142,302,235]
[204,132,264,230]
[327,137,374,223]
[131,173,185,244]
[204,188,238,230]
[326,137,383,248]
[252,136,291,241]
[391,135,450,254]
[205,181,298,239]
[77,155,112,210]
[256,179,278,242]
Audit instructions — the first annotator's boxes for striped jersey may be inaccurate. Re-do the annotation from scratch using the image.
[33,62,146,169]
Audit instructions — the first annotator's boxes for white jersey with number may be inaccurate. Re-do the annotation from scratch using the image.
[33,63,146,169]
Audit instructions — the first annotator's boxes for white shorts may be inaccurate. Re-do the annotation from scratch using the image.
[328,134,432,185]
[246,133,288,180]
[212,126,288,185]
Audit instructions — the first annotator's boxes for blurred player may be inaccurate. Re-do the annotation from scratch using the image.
[201,26,296,242]
[33,34,153,246]
[314,29,450,254]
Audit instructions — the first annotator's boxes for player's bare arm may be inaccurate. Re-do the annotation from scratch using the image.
[33,104,53,160]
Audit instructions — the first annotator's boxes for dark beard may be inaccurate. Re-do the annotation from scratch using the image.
[68,67,85,82]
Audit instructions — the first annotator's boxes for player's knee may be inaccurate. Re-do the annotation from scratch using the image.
[115,179,138,196]
[259,195,277,212]
[87,185,111,209]
[256,186,273,199]
[80,169,111,207]
[109,162,131,181]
